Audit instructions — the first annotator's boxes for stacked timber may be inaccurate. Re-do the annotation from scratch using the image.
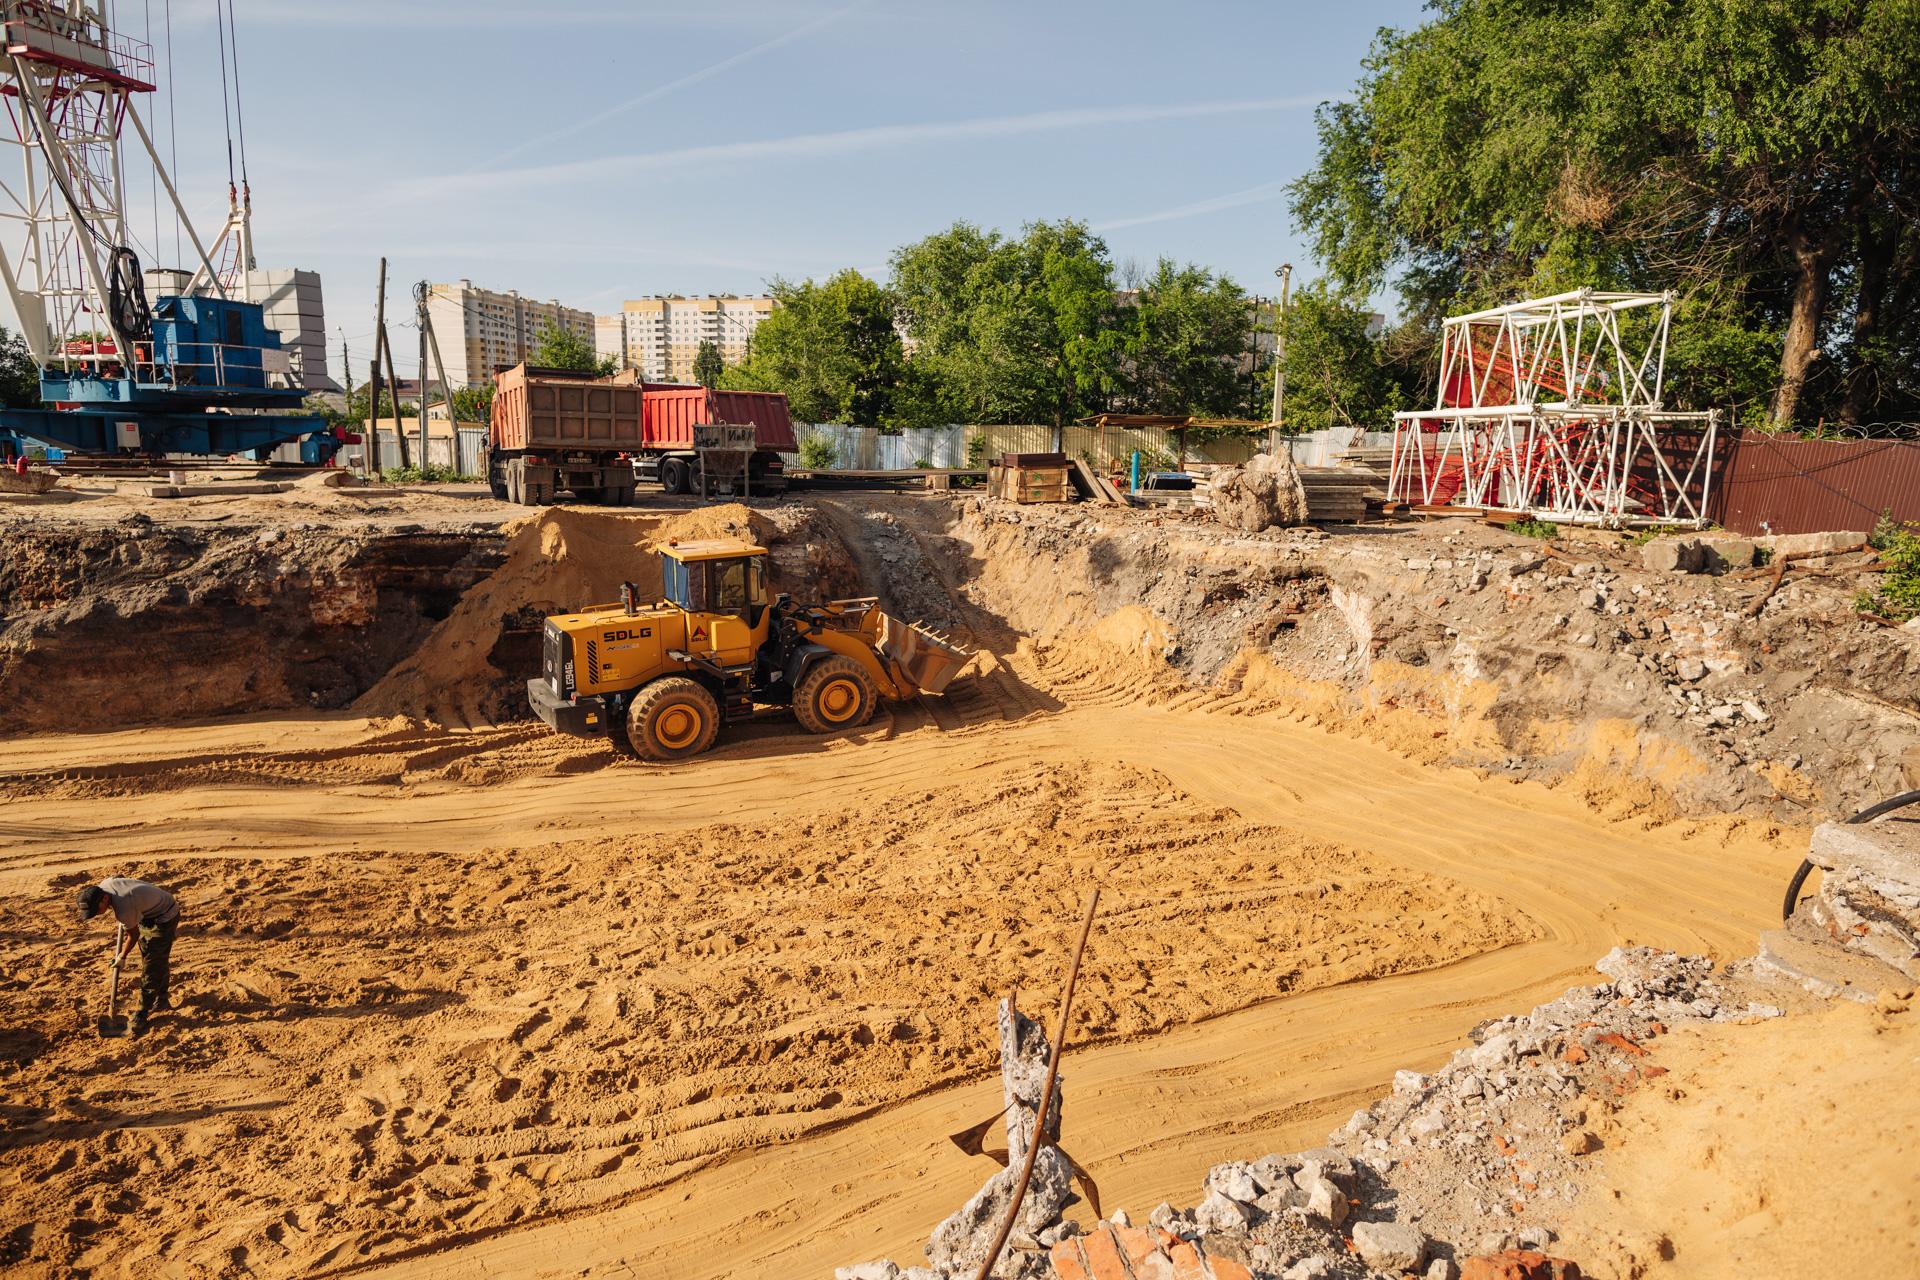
[1296,465,1375,523]
[1332,445,1395,484]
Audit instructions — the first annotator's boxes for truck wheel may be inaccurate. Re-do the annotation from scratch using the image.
[793,656,878,735]
[660,457,690,495]
[507,462,523,504]
[627,677,720,760]
[526,481,550,506]
[490,478,509,501]
[611,484,635,507]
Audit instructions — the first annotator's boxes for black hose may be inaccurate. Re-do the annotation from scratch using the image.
[107,247,152,344]
[1782,788,1920,921]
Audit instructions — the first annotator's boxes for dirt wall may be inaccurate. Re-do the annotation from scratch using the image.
[940,497,1920,822]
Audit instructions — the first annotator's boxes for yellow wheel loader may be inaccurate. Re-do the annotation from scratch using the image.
[527,537,970,761]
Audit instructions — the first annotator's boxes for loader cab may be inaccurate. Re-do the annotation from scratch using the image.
[660,539,770,663]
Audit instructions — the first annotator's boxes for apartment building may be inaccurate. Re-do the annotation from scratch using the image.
[426,280,594,388]
[594,294,774,382]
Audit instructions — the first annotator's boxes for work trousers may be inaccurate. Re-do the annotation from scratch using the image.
[135,918,177,1019]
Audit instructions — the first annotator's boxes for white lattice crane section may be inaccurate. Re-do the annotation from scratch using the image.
[1389,288,1720,527]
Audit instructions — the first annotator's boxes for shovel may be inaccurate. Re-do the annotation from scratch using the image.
[96,924,129,1038]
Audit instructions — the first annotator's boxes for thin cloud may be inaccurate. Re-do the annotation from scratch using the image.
[1092,179,1292,232]
[387,97,1322,207]
[474,0,874,171]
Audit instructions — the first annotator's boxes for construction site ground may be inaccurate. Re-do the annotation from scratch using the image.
[1,481,1915,1279]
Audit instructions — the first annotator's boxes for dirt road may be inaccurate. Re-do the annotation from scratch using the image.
[0,653,1797,1278]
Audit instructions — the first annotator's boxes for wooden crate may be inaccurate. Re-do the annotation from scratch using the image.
[997,465,1068,503]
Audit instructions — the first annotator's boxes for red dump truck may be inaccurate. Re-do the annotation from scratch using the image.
[486,365,642,506]
[485,365,797,505]
[637,384,797,496]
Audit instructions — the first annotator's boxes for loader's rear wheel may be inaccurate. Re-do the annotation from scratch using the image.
[627,677,720,761]
[793,656,877,735]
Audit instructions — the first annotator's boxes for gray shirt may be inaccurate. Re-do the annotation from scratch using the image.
[99,877,178,929]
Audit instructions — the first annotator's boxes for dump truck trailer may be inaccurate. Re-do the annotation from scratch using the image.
[632,381,796,496]
[529,537,969,760]
[485,364,642,506]
[485,366,799,505]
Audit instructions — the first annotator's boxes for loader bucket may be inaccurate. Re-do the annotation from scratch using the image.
[877,612,971,694]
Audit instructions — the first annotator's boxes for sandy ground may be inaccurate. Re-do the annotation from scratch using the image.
[1557,997,1919,1277]
[0,615,1804,1278]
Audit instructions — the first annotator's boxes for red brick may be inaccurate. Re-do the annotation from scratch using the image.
[1167,1239,1209,1280]
[1080,1225,1132,1280]
[1202,1256,1253,1280]
[1132,1251,1179,1280]
[1644,1065,1669,1078]
[1459,1250,1585,1280]
[1594,1032,1648,1057]
[1562,1044,1588,1064]
[1113,1224,1161,1268]
[1050,1238,1092,1280]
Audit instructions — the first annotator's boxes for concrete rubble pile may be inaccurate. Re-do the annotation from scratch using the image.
[1209,453,1309,533]
[839,947,1801,1280]
[1753,806,1920,996]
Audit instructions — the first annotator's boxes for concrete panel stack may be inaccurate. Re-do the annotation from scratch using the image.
[243,269,334,392]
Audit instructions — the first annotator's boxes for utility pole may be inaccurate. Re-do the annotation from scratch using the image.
[416,281,430,475]
[370,259,389,478]
[1269,263,1291,456]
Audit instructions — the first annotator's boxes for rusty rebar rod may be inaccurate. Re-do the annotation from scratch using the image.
[973,888,1099,1280]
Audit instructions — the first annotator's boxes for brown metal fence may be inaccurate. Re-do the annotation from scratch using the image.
[1709,431,1920,536]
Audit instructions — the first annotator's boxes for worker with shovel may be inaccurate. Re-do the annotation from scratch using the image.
[75,878,179,1038]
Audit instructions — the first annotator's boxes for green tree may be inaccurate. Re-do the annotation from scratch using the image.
[0,324,42,409]
[450,385,495,423]
[720,270,907,427]
[692,340,724,388]
[1116,258,1255,417]
[1289,0,1920,425]
[531,323,617,377]
[1267,281,1418,433]
[889,219,1124,432]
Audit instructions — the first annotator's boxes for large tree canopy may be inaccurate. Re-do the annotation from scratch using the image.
[720,270,906,427]
[1289,0,1920,426]
[889,219,1124,431]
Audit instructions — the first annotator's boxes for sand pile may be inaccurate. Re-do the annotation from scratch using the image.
[0,759,1525,1278]
[1553,992,1918,1277]
[352,503,847,726]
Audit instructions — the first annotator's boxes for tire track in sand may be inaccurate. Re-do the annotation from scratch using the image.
[1,697,1786,1280]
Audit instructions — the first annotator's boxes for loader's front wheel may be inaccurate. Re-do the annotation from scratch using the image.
[793,656,877,735]
[627,677,720,761]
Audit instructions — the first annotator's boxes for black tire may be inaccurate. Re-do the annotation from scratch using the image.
[627,677,720,761]
[661,457,690,495]
[507,462,523,504]
[490,479,509,500]
[793,656,878,735]
[526,481,551,507]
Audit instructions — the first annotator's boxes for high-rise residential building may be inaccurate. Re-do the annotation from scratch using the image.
[595,294,774,382]
[425,279,594,388]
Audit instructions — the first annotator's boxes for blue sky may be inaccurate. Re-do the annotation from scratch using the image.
[58,0,1426,380]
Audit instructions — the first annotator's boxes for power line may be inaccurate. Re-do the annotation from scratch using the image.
[164,0,179,265]
[214,0,234,187]
[225,0,249,186]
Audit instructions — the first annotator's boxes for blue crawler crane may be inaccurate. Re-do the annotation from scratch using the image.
[0,3,332,464]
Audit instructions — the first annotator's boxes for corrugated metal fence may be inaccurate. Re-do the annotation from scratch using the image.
[364,427,487,476]
[1709,431,1920,536]
[792,423,1263,472]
